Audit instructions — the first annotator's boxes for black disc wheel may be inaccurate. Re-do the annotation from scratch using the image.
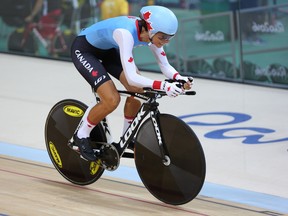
[44,99,105,185]
[134,114,206,205]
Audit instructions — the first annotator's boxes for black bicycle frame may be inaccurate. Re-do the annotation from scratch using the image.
[105,91,166,158]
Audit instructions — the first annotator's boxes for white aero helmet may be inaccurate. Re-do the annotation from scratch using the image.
[140,5,178,39]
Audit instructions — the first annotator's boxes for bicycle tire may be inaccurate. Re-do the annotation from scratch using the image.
[134,114,206,205]
[44,99,105,185]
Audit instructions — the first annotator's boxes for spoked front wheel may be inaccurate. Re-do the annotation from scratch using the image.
[44,99,106,185]
[134,114,206,205]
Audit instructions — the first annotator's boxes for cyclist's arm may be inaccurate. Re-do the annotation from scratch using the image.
[25,0,44,22]
[149,44,179,79]
[113,28,162,89]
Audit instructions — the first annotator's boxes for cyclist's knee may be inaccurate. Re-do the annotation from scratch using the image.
[102,94,120,113]
[126,96,141,107]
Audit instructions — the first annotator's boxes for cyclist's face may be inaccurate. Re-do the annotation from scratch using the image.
[152,32,174,48]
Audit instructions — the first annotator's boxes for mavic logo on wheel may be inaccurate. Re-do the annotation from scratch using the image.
[90,161,100,175]
[49,141,63,168]
[119,106,146,148]
[63,105,84,117]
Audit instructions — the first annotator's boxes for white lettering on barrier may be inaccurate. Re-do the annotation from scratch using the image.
[194,31,225,42]
[252,21,285,33]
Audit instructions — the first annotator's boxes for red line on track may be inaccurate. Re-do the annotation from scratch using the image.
[0,168,209,216]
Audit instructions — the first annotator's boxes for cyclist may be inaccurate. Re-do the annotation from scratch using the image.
[24,0,62,41]
[71,5,193,161]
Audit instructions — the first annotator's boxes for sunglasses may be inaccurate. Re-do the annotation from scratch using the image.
[157,33,175,41]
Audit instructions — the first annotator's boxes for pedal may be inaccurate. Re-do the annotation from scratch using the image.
[97,144,120,171]
[69,140,120,170]
[68,140,80,152]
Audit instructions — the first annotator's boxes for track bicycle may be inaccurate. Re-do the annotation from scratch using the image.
[44,82,206,205]
[8,12,75,57]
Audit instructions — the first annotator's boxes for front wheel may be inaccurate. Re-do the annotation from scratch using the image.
[8,29,37,53]
[134,114,206,205]
[44,99,105,185]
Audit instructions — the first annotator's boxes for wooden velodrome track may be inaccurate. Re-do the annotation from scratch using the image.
[0,53,287,215]
[0,155,283,216]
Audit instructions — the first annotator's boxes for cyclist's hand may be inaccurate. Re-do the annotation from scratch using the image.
[25,15,33,23]
[161,81,183,97]
[175,74,194,90]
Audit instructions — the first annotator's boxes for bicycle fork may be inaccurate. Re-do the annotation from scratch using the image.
[150,110,171,166]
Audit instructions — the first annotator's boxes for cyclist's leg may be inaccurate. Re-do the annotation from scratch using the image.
[119,72,142,136]
[71,36,120,160]
[87,81,120,126]
[100,48,142,138]
[72,36,121,132]
[77,81,120,138]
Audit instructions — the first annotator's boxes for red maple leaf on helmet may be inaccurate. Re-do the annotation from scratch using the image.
[146,22,153,31]
[143,11,151,20]
[143,11,153,31]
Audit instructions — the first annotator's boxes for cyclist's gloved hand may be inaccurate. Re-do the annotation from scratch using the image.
[175,74,194,90]
[161,81,183,97]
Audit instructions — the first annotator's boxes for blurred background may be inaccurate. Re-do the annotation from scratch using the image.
[0,0,287,88]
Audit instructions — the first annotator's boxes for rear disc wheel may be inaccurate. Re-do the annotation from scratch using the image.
[45,99,105,185]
